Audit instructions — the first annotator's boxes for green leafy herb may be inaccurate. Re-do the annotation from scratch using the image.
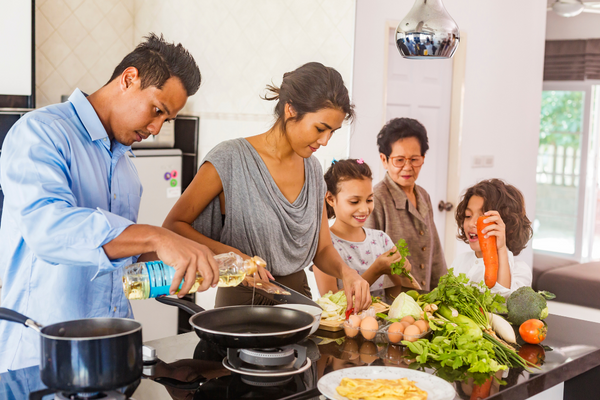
[423,268,507,330]
[389,239,412,281]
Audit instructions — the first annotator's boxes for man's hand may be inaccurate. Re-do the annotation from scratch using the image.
[154,229,220,297]
[341,267,371,313]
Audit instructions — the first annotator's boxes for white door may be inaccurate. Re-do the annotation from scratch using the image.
[384,28,453,248]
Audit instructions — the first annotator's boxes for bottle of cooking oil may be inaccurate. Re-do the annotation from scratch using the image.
[122,252,262,300]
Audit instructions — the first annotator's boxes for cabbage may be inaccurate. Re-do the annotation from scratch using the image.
[388,292,422,320]
[316,291,347,320]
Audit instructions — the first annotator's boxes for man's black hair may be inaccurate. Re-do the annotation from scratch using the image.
[108,33,201,96]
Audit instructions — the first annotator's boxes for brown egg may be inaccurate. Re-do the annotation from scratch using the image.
[385,344,403,365]
[344,314,362,337]
[400,321,412,329]
[387,322,405,344]
[360,316,378,340]
[341,338,359,360]
[403,324,421,342]
[401,315,416,325]
[414,320,429,333]
[359,341,379,364]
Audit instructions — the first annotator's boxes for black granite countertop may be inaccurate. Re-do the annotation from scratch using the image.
[2,313,600,399]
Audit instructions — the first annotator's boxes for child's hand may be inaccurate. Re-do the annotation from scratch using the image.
[375,246,410,274]
[481,211,506,250]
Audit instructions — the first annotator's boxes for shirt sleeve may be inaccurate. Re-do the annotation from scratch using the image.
[0,117,134,276]
[491,251,533,298]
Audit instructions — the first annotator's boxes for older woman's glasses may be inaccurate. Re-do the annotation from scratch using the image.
[389,156,424,168]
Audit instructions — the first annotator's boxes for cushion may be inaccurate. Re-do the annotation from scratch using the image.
[532,253,577,290]
[536,261,600,309]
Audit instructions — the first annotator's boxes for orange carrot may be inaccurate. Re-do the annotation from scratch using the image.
[470,376,493,400]
[477,216,498,289]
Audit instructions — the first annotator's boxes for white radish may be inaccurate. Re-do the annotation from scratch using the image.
[488,312,517,344]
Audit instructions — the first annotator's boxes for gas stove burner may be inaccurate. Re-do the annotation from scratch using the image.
[228,344,307,371]
[239,347,296,366]
[223,344,312,378]
[55,391,126,400]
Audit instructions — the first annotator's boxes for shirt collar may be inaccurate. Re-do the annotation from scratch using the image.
[382,172,429,221]
[68,88,109,142]
[383,172,408,210]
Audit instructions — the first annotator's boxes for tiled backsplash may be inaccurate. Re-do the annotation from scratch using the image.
[35,0,135,107]
[35,0,356,165]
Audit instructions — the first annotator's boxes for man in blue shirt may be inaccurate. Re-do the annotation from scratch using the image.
[0,34,220,372]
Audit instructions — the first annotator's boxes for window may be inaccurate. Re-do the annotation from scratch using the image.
[533,82,600,261]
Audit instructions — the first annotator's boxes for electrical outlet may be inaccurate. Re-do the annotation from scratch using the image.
[472,155,493,168]
[483,155,494,167]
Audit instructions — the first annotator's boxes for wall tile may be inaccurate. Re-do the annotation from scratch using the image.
[74,34,102,70]
[57,53,87,87]
[63,0,85,12]
[35,12,55,49]
[35,50,54,85]
[57,13,87,50]
[73,1,104,31]
[34,0,135,108]
[39,69,71,104]
[40,0,72,30]
[40,31,72,68]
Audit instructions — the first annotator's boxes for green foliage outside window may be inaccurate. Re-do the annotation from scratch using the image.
[539,91,583,147]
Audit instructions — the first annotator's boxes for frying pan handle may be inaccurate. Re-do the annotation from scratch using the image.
[155,296,205,315]
[153,376,206,390]
[0,307,30,325]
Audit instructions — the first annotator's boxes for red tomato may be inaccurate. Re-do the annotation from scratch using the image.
[519,319,547,344]
[518,343,545,366]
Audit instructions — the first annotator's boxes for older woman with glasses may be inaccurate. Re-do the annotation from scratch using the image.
[365,118,447,291]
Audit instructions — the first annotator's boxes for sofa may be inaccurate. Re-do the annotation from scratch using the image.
[533,253,600,309]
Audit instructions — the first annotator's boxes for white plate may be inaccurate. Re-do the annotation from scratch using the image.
[317,366,456,400]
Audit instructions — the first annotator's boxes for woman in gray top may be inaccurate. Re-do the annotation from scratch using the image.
[163,62,371,311]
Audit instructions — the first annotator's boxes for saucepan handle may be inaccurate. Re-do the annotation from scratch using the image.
[155,296,205,315]
[0,307,43,332]
[0,307,31,325]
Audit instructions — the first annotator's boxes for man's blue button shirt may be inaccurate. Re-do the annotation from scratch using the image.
[0,89,142,372]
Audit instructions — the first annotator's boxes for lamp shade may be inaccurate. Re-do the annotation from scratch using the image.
[552,1,585,17]
[396,0,460,59]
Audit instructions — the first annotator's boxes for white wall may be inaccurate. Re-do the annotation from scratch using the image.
[133,0,357,169]
[351,0,548,266]
[546,10,600,40]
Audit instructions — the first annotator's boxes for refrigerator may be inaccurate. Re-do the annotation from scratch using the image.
[127,148,183,341]
[128,148,183,227]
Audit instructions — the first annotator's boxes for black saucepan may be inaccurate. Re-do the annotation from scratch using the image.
[156,297,315,348]
[0,307,142,393]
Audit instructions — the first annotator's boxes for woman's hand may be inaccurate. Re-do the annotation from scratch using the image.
[341,268,371,312]
[480,211,507,251]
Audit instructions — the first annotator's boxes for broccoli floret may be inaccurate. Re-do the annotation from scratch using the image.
[506,287,553,326]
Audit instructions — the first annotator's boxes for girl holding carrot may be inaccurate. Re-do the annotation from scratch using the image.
[453,179,533,297]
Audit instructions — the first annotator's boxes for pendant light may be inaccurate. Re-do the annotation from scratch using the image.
[396,0,460,59]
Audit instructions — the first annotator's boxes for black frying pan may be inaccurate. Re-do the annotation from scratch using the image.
[156,297,315,348]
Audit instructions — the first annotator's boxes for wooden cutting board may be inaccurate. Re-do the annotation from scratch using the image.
[318,301,390,332]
